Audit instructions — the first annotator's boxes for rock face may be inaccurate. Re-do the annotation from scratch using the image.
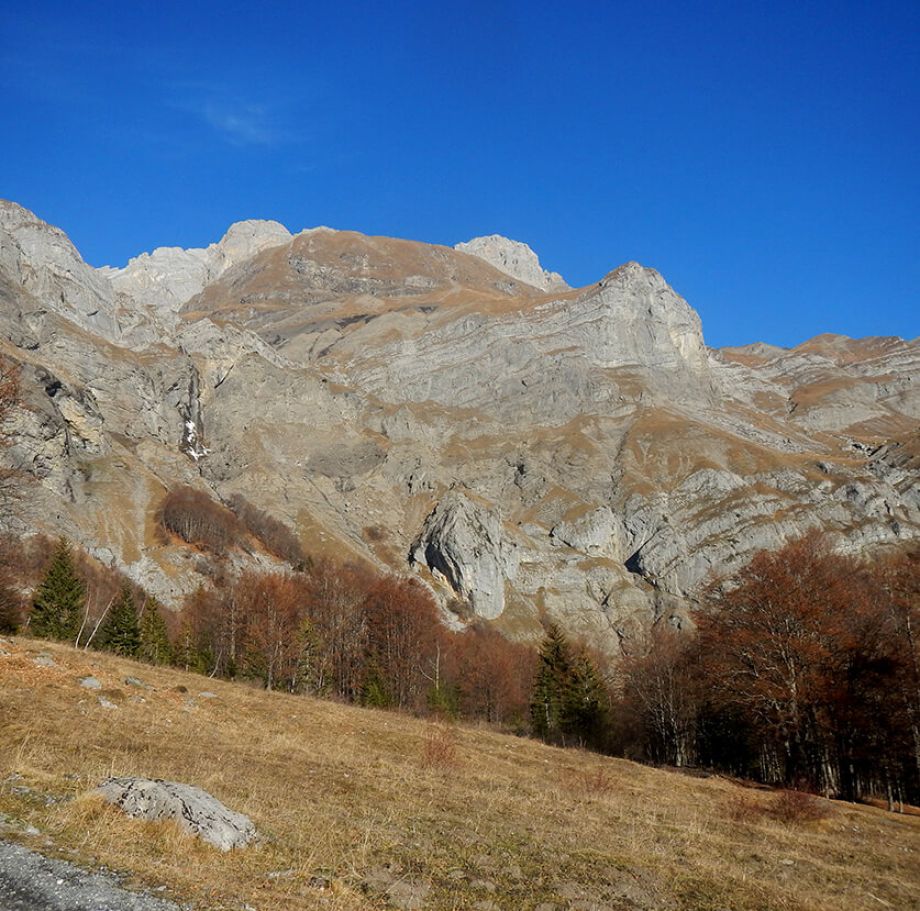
[411,491,519,620]
[455,234,569,291]
[0,199,918,655]
[95,777,257,851]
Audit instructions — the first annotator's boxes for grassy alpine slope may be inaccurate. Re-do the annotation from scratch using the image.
[0,636,917,911]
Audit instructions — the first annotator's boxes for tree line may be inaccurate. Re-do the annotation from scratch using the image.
[3,529,918,808]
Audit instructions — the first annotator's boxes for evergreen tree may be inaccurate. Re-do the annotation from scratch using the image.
[530,623,575,744]
[138,597,172,665]
[563,652,609,750]
[29,539,85,642]
[98,584,141,657]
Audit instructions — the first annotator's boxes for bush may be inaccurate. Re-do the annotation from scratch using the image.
[157,486,243,554]
[768,789,830,824]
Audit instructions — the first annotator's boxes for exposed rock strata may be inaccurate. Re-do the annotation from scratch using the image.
[0,200,917,655]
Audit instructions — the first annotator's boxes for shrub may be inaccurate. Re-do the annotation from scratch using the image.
[421,724,459,771]
[768,789,831,824]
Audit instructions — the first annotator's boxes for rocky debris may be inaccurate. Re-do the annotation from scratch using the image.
[33,654,56,668]
[455,234,569,291]
[79,676,102,690]
[0,840,181,911]
[94,777,257,851]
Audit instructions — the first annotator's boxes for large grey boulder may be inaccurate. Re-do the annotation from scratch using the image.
[95,778,257,851]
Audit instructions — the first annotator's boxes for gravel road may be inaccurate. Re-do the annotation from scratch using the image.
[0,841,182,911]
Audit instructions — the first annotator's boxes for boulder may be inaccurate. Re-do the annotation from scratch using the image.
[95,777,257,851]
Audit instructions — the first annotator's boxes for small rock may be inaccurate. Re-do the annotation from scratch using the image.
[79,676,102,690]
[98,697,118,710]
[33,654,56,668]
[780,858,794,866]
[124,676,148,688]
[198,691,218,699]
[266,869,294,880]
[95,777,258,851]
[308,876,330,890]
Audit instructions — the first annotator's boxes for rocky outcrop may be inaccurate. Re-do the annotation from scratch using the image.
[411,492,520,620]
[455,234,569,291]
[95,777,257,851]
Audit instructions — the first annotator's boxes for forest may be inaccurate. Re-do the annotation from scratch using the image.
[3,520,918,810]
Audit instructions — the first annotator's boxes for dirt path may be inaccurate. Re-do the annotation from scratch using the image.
[0,841,182,911]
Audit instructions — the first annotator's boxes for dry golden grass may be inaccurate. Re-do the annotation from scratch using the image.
[1,636,918,911]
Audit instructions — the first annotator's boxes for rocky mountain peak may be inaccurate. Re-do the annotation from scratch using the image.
[454,234,569,292]
[99,218,292,321]
[215,219,292,261]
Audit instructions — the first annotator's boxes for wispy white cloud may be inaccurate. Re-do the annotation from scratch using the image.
[199,99,280,146]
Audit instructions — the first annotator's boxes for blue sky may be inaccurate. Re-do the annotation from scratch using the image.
[2,0,917,348]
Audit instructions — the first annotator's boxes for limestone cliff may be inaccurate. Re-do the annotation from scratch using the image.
[0,199,916,654]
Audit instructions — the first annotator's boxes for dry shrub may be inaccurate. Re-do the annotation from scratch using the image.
[725,788,830,826]
[157,486,243,554]
[562,765,614,798]
[228,495,307,568]
[768,789,830,824]
[421,724,459,771]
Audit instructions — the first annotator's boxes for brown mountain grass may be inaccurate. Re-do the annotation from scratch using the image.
[1,635,918,911]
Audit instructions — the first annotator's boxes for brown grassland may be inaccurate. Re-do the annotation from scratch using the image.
[0,635,918,911]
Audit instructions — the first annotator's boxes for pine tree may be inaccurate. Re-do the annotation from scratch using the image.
[563,652,609,750]
[138,598,173,665]
[530,623,575,744]
[29,539,85,642]
[98,584,141,657]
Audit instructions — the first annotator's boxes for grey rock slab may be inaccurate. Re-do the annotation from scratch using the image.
[0,840,180,911]
[94,777,257,851]
[33,654,56,668]
[79,676,102,690]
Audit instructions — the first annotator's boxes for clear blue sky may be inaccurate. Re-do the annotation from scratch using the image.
[2,1,917,348]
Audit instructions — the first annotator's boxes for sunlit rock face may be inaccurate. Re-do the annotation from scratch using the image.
[1,199,917,655]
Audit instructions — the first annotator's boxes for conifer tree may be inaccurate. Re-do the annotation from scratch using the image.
[564,652,609,749]
[98,583,141,657]
[531,623,575,744]
[29,539,85,642]
[138,598,173,665]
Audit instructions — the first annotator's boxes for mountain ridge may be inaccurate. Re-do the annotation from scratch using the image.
[0,199,916,654]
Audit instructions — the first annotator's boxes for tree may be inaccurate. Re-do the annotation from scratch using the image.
[698,532,867,791]
[362,575,443,711]
[138,598,174,665]
[98,584,141,657]
[531,623,575,744]
[564,650,609,750]
[29,539,85,642]
[238,571,308,691]
[618,626,699,766]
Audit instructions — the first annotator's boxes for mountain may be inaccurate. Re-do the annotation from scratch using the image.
[0,200,917,653]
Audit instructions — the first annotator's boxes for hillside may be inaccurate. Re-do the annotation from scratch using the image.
[1,635,918,911]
